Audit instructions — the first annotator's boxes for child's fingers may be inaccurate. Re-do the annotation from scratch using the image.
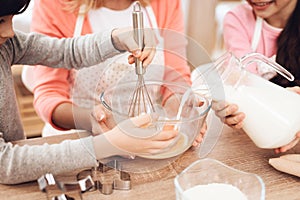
[152,130,178,141]
[130,114,153,127]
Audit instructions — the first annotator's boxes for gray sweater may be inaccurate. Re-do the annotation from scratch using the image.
[0,30,120,184]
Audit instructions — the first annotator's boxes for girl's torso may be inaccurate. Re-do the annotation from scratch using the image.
[225,4,282,58]
[70,3,165,108]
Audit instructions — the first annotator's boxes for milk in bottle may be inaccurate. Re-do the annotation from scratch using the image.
[225,78,300,148]
[212,52,300,148]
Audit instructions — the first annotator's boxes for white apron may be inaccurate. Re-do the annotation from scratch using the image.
[70,4,164,108]
[42,3,165,136]
[252,16,277,80]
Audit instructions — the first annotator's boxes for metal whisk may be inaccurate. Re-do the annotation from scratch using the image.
[128,1,155,117]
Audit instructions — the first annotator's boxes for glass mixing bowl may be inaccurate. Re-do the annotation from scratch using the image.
[174,158,265,200]
[100,80,211,160]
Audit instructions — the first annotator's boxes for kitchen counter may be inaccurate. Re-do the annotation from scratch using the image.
[2,124,300,200]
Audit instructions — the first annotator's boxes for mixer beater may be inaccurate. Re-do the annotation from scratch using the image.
[128,1,155,117]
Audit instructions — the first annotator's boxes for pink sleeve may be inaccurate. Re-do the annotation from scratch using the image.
[32,67,72,130]
[223,4,258,73]
[30,0,76,129]
[151,0,191,103]
[152,0,191,85]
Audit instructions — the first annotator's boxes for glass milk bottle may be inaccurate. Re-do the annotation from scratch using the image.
[213,52,300,149]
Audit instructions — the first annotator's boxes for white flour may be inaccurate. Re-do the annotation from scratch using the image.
[183,183,247,200]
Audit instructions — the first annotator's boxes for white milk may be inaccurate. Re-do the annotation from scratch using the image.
[182,183,247,200]
[175,89,192,125]
[224,85,300,148]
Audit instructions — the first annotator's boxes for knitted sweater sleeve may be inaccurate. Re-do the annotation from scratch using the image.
[0,29,120,184]
[0,135,97,184]
[13,30,119,69]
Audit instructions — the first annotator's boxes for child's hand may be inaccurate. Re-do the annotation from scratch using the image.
[90,104,116,135]
[274,87,300,153]
[95,114,178,157]
[274,132,300,154]
[286,86,300,94]
[163,94,208,147]
[192,122,207,147]
[212,100,245,129]
[111,27,157,67]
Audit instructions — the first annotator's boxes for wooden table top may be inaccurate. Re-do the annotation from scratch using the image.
[2,124,300,200]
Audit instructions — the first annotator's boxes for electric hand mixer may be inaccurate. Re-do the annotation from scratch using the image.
[128,1,155,117]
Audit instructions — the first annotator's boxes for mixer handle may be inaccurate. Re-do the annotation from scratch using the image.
[132,1,145,76]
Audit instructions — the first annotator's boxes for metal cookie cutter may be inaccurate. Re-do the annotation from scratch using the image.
[38,173,94,200]
[76,160,131,195]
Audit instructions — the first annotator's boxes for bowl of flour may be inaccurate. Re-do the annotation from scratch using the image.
[174,158,265,200]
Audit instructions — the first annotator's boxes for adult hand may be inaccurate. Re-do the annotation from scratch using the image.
[212,100,245,129]
[111,27,157,67]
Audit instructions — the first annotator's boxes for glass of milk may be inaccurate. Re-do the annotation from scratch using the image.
[174,158,265,200]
